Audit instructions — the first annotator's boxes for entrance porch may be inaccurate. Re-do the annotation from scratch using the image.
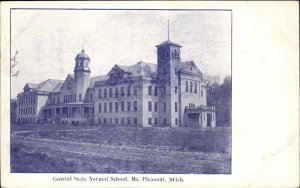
[184,106,216,128]
[42,102,94,125]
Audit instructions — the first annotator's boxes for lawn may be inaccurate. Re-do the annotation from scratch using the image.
[11,124,231,174]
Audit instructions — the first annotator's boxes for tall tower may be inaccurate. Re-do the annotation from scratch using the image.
[74,48,91,101]
[156,21,182,127]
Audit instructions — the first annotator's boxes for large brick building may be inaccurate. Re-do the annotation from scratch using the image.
[16,37,216,128]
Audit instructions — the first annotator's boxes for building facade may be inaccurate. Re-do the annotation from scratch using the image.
[16,38,216,128]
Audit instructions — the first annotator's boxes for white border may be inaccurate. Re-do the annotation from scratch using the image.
[1,1,299,188]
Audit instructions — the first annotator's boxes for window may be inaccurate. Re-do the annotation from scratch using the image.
[185,81,188,92]
[190,82,193,93]
[154,102,158,112]
[98,103,102,113]
[127,117,131,125]
[163,102,166,112]
[127,86,131,96]
[161,49,165,59]
[134,101,138,111]
[127,102,131,111]
[115,118,119,124]
[99,118,102,124]
[155,118,158,125]
[104,118,107,124]
[148,118,152,125]
[175,86,177,94]
[134,85,137,96]
[121,87,125,97]
[175,118,178,125]
[98,89,102,98]
[115,87,119,97]
[90,93,93,101]
[109,88,113,97]
[164,119,167,125]
[104,103,107,112]
[194,82,197,93]
[201,90,204,97]
[109,118,112,124]
[162,86,166,95]
[148,86,152,95]
[134,118,138,125]
[121,102,125,111]
[115,102,119,112]
[104,89,107,98]
[175,102,178,112]
[154,86,158,96]
[109,103,113,112]
[148,101,152,111]
[121,118,125,124]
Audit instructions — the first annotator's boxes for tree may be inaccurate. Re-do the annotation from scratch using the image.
[11,99,17,123]
[206,76,232,127]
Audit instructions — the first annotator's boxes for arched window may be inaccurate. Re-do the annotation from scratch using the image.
[194,82,197,93]
[190,82,193,93]
[185,81,188,92]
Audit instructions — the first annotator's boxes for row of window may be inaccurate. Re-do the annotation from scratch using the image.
[147,101,167,112]
[99,117,138,125]
[158,49,180,59]
[49,94,83,105]
[19,107,35,115]
[18,117,35,123]
[18,96,36,105]
[148,86,159,96]
[98,101,138,113]
[185,81,198,93]
[98,86,138,99]
[147,118,178,125]
[63,94,82,103]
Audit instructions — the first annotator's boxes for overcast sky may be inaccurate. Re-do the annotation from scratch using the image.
[11,9,231,98]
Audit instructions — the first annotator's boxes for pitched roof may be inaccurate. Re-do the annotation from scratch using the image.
[35,79,64,92]
[156,40,182,48]
[115,61,157,77]
[24,79,63,93]
[179,61,203,76]
[26,83,39,89]
[90,75,108,86]
[51,82,64,92]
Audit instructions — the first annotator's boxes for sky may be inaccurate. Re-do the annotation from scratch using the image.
[11,9,231,98]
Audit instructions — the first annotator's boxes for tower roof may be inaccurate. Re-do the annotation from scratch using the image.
[75,50,90,61]
[155,40,182,48]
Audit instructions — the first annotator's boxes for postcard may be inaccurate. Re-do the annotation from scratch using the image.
[1,1,298,188]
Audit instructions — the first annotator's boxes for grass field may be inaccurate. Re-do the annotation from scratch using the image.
[11,124,231,174]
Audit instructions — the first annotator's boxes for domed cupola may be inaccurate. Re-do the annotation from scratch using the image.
[74,49,91,73]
